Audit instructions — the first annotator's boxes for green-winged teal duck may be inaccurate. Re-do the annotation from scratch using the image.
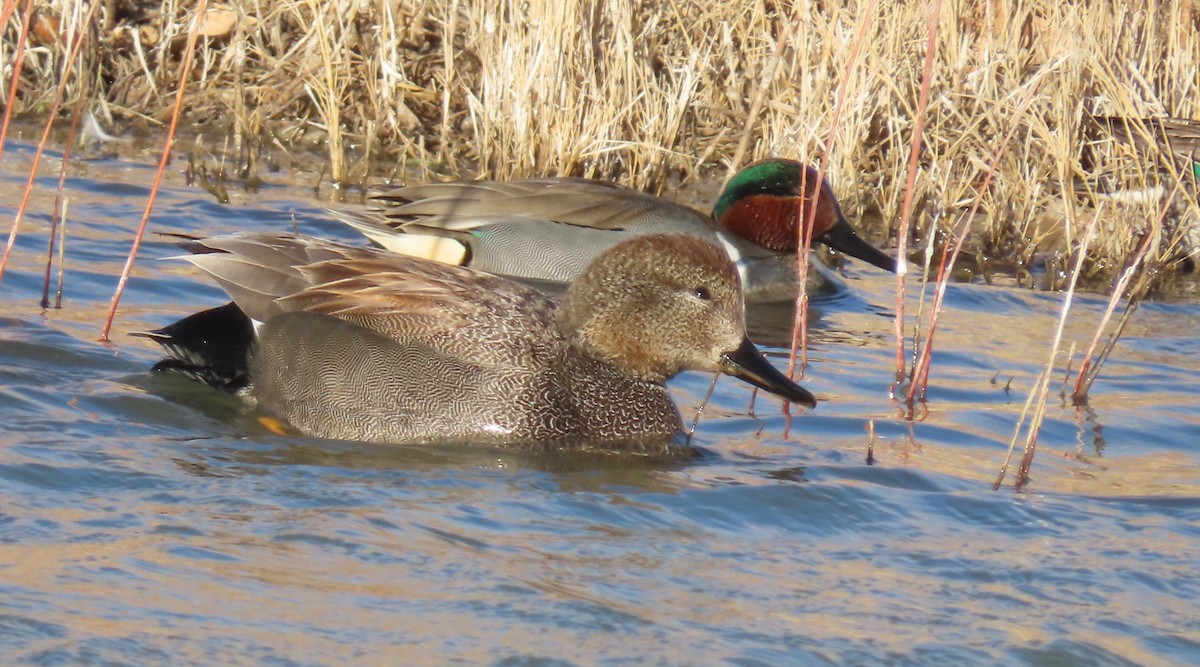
[331,158,898,302]
[1087,115,1200,181]
[143,233,815,449]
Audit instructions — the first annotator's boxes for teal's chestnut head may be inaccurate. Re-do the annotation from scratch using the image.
[713,159,898,273]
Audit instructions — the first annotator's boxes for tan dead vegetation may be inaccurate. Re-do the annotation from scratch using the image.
[3,0,1199,291]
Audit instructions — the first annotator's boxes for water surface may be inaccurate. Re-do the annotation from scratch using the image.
[1,138,1198,665]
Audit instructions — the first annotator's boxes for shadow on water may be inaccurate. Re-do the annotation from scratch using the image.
[203,437,706,495]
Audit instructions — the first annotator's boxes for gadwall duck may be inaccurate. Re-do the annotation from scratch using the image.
[331,159,898,302]
[143,233,815,449]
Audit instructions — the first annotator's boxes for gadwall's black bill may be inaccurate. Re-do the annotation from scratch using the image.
[720,338,817,409]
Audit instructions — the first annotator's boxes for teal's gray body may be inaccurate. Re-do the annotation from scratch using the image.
[332,177,844,302]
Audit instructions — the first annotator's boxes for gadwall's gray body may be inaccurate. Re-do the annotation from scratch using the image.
[331,159,898,302]
[146,233,815,448]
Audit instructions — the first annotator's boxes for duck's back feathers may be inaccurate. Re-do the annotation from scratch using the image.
[180,233,560,368]
[370,178,710,232]
[327,178,725,282]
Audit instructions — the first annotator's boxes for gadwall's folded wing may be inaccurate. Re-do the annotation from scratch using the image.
[181,233,561,366]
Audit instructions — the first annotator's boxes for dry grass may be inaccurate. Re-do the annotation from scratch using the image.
[4,0,1197,287]
[3,7,1199,271]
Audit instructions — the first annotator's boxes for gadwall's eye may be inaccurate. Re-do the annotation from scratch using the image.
[692,286,712,301]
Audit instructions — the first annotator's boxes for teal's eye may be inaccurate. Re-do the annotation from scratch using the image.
[693,286,712,301]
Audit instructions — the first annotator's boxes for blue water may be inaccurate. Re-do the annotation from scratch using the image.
[1,139,1198,665]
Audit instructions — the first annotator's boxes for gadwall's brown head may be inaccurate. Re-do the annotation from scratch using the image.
[558,234,816,407]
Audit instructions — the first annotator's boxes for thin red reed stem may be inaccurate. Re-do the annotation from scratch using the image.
[891,0,941,391]
[907,78,1046,403]
[788,0,879,380]
[42,78,91,307]
[1071,174,1182,400]
[0,0,99,285]
[0,0,33,165]
[101,0,209,340]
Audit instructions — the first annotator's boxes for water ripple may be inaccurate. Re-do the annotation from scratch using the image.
[1,142,1198,664]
